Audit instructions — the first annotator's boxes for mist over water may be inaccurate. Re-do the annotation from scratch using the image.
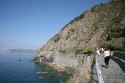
[0,52,69,83]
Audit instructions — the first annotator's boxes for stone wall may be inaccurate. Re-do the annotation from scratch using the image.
[37,51,82,68]
[53,55,78,68]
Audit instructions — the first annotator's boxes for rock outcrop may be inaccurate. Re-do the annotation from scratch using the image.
[35,0,125,82]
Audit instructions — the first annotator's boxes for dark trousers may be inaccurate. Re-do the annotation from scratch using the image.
[104,56,110,66]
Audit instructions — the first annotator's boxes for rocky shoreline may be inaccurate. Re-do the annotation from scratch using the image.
[34,51,95,83]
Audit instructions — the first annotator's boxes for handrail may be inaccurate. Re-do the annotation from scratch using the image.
[95,54,104,83]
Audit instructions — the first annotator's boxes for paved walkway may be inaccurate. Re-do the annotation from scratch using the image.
[99,55,125,83]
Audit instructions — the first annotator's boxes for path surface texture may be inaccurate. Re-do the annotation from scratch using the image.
[98,52,125,83]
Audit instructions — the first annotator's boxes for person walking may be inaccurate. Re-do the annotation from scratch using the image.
[96,48,100,56]
[100,48,104,54]
[96,48,100,60]
[103,48,110,68]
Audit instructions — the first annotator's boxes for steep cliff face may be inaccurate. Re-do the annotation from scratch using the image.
[36,0,125,82]
[38,0,125,53]
[39,10,98,52]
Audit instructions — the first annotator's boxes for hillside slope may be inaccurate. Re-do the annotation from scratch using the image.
[38,0,125,53]
[35,0,125,82]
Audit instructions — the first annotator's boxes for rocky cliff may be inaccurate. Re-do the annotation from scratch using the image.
[35,0,125,82]
[38,0,125,53]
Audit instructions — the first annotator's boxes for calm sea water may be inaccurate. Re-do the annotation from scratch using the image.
[0,52,69,83]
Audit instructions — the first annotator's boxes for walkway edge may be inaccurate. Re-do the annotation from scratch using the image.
[96,54,104,83]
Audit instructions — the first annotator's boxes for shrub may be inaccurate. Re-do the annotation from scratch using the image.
[83,47,92,55]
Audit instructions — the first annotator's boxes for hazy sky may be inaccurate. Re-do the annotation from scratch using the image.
[0,0,109,51]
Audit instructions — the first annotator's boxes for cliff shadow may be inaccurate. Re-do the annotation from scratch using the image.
[101,65,107,68]
[110,56,125,73]
[112,51,125,60]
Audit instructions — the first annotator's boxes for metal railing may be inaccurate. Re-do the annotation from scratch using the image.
[95,54,104,83]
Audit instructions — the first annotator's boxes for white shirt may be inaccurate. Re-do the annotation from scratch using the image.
[103,50,110,58]
[96,49,100,55]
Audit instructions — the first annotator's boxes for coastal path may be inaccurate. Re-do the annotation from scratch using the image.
[96,52,125,83]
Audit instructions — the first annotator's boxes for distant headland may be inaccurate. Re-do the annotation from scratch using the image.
[7,49,34,54]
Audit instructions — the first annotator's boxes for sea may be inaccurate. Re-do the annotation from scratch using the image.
[0,52,70,83]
